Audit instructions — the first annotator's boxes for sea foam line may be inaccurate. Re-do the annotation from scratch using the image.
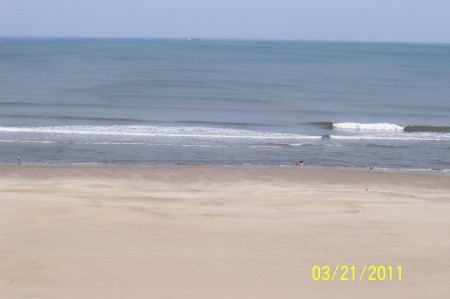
[0,125,321,140]
[0,139,318,148]
[330,134,450,141]
[333,122,404,131]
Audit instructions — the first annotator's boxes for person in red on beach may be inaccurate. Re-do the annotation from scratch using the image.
[296,161,300,167]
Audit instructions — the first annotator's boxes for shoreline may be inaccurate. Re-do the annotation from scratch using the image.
[2,162,450,177]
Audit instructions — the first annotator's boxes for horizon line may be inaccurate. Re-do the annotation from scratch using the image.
[1,35,449,46]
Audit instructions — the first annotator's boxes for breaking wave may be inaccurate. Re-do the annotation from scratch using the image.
[0,125,321,140]
[333,122,404,131]
[326,122,450,133]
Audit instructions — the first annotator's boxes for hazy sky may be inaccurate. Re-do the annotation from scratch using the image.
[1,0,450,43]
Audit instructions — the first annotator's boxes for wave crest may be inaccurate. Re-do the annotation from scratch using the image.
[333,122,404,131]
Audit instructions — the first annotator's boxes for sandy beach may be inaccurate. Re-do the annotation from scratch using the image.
[1,165,449,298]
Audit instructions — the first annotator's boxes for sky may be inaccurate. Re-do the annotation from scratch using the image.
[1,0,450,44]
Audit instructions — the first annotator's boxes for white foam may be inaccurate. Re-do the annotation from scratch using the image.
[330,133,450,141]
[0,125,321,140]
[333,122,404,131]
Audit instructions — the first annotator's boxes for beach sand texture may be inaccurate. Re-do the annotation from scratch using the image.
[1,166,450,298]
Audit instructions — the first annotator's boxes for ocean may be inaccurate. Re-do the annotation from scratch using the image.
[1,38,449,172]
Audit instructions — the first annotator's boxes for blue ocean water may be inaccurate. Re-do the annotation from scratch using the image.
[1,38,449,172]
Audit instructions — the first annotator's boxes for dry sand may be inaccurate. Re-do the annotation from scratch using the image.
[1,165,449,298]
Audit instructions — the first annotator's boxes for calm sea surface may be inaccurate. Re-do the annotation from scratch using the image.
[1,38,449,172]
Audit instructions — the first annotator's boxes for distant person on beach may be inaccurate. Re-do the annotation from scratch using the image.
[369,165,375,171]
[300,160,303,168]
[296,161,299,167]
[17,155,21,166]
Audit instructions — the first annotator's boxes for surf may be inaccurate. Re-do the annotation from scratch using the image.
[333,122,404,131]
